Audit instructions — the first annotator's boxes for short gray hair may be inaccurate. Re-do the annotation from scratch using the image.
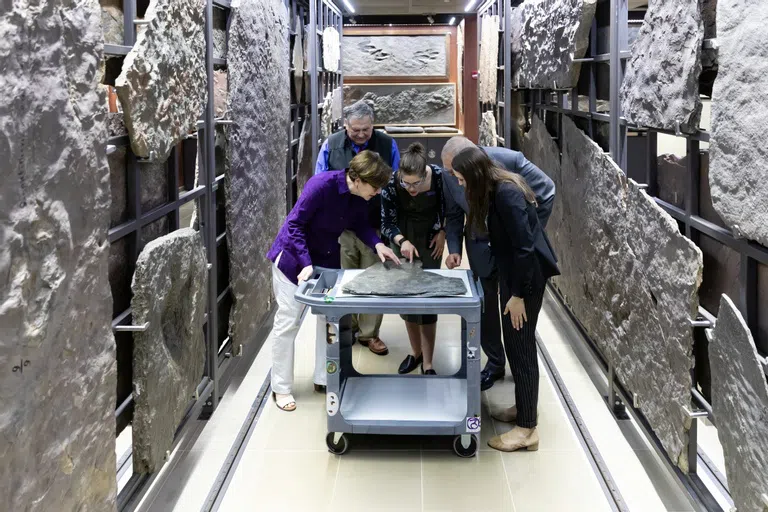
[441,136,476,164]
[344,100,375,122]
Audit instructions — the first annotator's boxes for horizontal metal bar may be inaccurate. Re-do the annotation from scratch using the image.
[682,405,709,419]
[213,58,227,67]
[134,19,151,25]
[213,0,231,8]
[103,44,132,56]
[113,321,150,332]
[691,387,714,424]
[218,336,232,355]
[107,134,130,147]
[217,285,231,304]
[106,144,117,155]
[574,51,631,63]
[690,318,713,328]
[216,232,227,246]
[115,393,133,417]
[111,307,132,329]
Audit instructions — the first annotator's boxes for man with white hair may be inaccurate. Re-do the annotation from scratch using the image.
[441,136,555,391]
[315,100,400,357]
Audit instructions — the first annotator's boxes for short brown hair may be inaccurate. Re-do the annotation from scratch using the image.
[347,150,392,189]
[399,142,428,178]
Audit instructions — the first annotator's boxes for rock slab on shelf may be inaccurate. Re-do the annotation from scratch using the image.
[0,0,117,509]
[323,27,340,72]
[478,14,499,104]
[709,294,768,512]
[522,116,561,197]
[115,0,207,160]
[551,116,703,471]
[709,0,768,247]
[479,111,498,147]
[131,229,207,474]
[343,34,448,77]
[344,84,456,126]
[620,0,703,133]
[343,261,467,297]
[512,0,596,90]
[226,0,290,344]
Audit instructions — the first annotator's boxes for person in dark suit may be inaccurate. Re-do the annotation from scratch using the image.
[451,146,560,452]
[441,137,555,391]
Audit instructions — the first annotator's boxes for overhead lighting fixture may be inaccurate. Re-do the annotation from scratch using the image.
[448,16,456,25]
[342,0,355,13]
[389,23,393,26]
[464,0,477,12]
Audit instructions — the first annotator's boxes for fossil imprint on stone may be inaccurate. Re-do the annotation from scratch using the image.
[342,34,449,78]
[342,261,467,297]
[344,83,456,126]
[478,14,499,104]
[479,111,498,147]
[322,26,340,72]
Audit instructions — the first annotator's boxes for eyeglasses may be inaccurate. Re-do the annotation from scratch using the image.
[400,177,425,190]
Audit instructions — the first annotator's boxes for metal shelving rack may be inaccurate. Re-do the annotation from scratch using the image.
[286,0,310,210]
[477,0,512,149]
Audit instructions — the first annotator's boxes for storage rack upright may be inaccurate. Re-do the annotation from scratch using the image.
[477,0,513,149]
[286,0,311,210]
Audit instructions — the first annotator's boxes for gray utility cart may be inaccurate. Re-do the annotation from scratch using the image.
[294,267,483,457]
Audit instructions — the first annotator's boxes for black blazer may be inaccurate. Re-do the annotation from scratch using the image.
[487,182,560,298]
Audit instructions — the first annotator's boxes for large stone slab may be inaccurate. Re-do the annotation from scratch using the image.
[710,294,768,512]
[131,228,207,473]
[343,261,467,297]
[213,7,228,60]
[522,116,561,192]
[100,0,124,45]
[323,27,340,72]
[344,84,456,126]
[709,0,768,247]
[512,0,596,89]
[342,34,449,78]
[321,92,333,139]
[115,0,207,160]
[479,111,498,147]
[0,1,117,509]
[550,116,703,471]
[226,0,290,344]
[292,15,304,100]
[620,0,703,133]
[478,14,499,104]
[457,20,465,115]
[297,118,313,196]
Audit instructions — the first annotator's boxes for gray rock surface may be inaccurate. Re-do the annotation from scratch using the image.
[332,87,342,122]
[479,14,499,104]
[109,147,128,227]
[297,118,313,195]
[214,70,228,117]
[620,0,703,133]
[115,0,207,160]
[343,34,448,78]
[344,84,456,126]
[322,27,340,72]
[458,20,465,115]
[522,116,561,193]
[292,16,304,99]
[551,116,703,471]
[512,0,596,89]
[709,294,768,512]
[226,0,290,344]
[213,7,228,60]
[321,92,333,139]
[479,111,498,147]
[385,126,425,134]
[100,0,124,45]
[108,112,128,137]
[131,229,207,474]
[709,0,768,247]
[0,0,117,509]
[343,261,467,297]
[424,126,460,133]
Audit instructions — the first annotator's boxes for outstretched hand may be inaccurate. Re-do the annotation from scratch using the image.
[375,243,401,265]
[400,240,419,263]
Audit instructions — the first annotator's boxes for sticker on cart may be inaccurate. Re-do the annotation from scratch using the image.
[326,360,338,374]
[323,295,335,303]
[327,392,339,416]
[466,416,481,433]
[469,328,476,338]
[467,346,478,359]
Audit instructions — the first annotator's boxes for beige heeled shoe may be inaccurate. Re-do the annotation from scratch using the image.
[488,426,539,452]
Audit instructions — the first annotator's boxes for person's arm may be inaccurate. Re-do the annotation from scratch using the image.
[495,185,536,299]
[314,139,331,174]
[350,212,382,250]
[443,176,465,255]
[379,177,402,243]
[284,177,324,268]
[390,139,401,171]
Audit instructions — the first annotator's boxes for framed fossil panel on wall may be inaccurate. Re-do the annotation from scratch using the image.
[343,83,457,126]
[343,33,451,80]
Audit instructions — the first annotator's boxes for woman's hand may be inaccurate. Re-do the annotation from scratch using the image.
[503,296,527,330]
[445,253,462,269]
[297,265,314,282]
[430,230,446,259]
[375,243,401,265]
[400,240,419,263]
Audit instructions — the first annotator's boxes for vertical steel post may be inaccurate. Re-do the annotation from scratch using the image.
[503,0,512,149]
[609,0,628,170]
[123,0,137,46]
[309,0,319,168]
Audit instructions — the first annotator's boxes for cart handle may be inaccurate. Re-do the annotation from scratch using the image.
[294,266,336,326]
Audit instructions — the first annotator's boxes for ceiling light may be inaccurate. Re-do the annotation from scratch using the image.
[464,0,477,12]
[342,0,354,13]
[448,16,456,25]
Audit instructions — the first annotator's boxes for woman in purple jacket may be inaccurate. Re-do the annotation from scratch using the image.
[265,150,400,411]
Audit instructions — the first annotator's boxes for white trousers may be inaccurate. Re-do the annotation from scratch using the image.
[269,258,327,395]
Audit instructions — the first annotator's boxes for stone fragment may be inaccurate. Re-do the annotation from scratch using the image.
[548,116,702,471]
[297,118,313,196]
[479,111,498,147]
[385,126,425,134]
[709,294,768,512]
[213,7,228,60]
[478,14,499,104]
[344,84,456,126]
[424,126,460,134]
[214,70,228,117]
[292,15,304,100]
[109,147,128,227]
[100,0,124,45]
[322,27,340,72]
[115,0,207,160]
[457,20,465,115]
[226,0,290,344]
[709,0,768,247]
[131,229,207,474]
[620,0,703,133]
[108,112,128,137]
[343,261,467,297]
[522,116,560,190]
[342,34,448,78]
[0,0,117,509]
[321,92,333,139]
[511,0,596,90]
[332,87,342,122]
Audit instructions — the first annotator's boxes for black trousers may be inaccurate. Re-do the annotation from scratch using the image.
[499,273,547,429]
[480,273,505,374]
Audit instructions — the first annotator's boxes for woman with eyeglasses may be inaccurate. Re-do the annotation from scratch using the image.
[381,143,447,375]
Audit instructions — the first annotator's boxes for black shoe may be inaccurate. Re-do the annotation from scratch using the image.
[398,354,423,374]
[480,369,505,391]
[422,366,437,375]
[314,384,326,393]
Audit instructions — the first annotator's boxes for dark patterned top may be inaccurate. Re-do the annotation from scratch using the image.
[380,166,446,243]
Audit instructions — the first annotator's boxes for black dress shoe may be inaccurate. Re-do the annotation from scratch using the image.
[314,384,326,393]
[398,354,423,374]
[422,367,437,375]
[480,369,505,391]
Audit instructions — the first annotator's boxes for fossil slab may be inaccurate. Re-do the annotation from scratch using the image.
[226,0,290,344]
[620,0,703,133]
[213,7,227,59]
[458,20,465,115]
[214,70,228,117]
[131,229,207,474]
[344,84,456,126]
[115,0,207,160]
[323,26,340,72]
[709,0,768,247]
[709,294,768,512]
[292,15,304,100]
[297,117,313,195]
[0,0,117,509]
[384,126,425,134]
[343,261,467,297]
[321,91,333,139]
[343,34,448,78]
[551,116,703,471]
[424,126,460,133]
[100,0,124,45]
[479,14,499,104]
[479,111,498,147]
[512,0,596,89]
[332,86,342,122]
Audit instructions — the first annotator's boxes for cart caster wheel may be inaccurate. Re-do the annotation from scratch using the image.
[326,433,349,455]
[453,435,478,458]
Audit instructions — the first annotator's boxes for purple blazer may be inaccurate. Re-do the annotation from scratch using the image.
[266,170,382,284]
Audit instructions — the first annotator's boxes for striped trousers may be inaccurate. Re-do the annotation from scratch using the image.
[499,273,547,429]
